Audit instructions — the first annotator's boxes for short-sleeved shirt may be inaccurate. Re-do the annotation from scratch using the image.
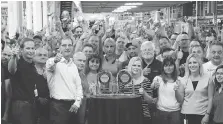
[142,58,162,98]
[11,57,36,101]
[34,73,49,98]
[203,61,218,77]
[142,58,162,82]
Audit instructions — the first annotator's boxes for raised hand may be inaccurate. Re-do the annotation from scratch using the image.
[139,88,144,94]
[54,52,63,63]
[154,80,160,89]
[174,80,180,91]
[152,78,160,89]
[143,65,151,75]
[55,20,62,28]
[11,47,20,57]
[177,49,183,60]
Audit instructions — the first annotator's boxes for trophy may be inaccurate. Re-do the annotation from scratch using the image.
[117,69,132,94]
[97,71,112,94]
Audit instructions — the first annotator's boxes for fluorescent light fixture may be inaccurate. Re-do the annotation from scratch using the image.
[112,5,138,13]
[125,3,143,6]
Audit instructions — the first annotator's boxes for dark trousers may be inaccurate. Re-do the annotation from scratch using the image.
[77,97,87,124]
[50,100,78,124]
[182,114,204,124]
[143,117,152,124]
[155,109,181,124]
[11,100,36,124]
[36,100,50,124]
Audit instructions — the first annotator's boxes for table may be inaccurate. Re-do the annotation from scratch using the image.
[87,94,143,124]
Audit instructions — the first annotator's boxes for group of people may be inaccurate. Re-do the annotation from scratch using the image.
[1,10,223,124]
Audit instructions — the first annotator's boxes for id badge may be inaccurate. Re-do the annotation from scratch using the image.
[34,89,38,97]
[184,119,188,124]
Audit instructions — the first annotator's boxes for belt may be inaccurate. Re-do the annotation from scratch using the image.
[50,98,75,103]
[13,99,36,104]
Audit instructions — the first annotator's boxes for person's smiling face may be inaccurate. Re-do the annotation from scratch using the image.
[216,68,223,83]
[188,57,200,73]
[131,60,142,75]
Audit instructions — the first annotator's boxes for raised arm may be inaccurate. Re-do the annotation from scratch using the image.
[46,53,63,72]
[174,79,185,104]
[8,48,19,74]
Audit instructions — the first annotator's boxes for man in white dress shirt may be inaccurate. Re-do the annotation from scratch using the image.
[46,38,83,124]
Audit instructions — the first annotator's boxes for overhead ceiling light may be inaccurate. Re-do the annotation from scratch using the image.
[118,6,137,9]
[125,3,143,6]
[112,5,138,13]
[112,9,126,13]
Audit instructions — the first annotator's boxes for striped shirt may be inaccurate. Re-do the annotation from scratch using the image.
[119,77,152,118]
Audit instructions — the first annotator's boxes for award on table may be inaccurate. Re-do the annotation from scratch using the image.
[117,69,132,93]
[97,71,112,94]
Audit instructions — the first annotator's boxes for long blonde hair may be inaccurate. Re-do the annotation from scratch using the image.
[184,53,204,78]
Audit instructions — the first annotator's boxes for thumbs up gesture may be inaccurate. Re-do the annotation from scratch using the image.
[139,88,144,94]
[11,45,20,57]
[174,80,180,91]
[54,52,63,63]
[152,78,160,89]
[177,49,183,60]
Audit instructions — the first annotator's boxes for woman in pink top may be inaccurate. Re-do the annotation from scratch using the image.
[176,54,214,124]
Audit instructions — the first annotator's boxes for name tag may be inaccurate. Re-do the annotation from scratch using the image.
[184,119,188,124]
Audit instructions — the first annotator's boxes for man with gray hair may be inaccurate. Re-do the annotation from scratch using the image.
[73,52,89,124]
[141,41,162,84]
[140,41,162,123]
[33,47,50,124]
